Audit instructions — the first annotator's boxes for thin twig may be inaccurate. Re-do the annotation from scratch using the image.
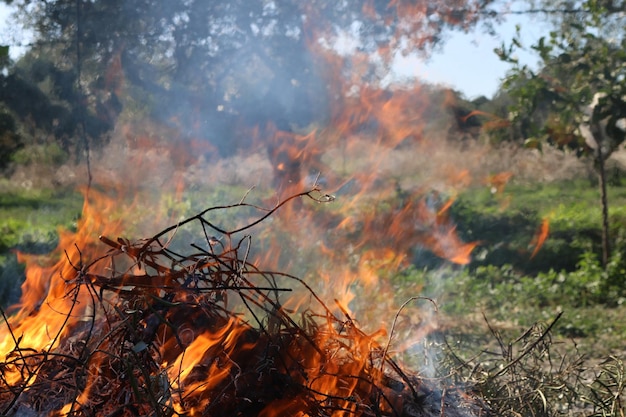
[492,311,563,379]
[379,296,438,375]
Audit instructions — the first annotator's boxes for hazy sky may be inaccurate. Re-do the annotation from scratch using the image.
[0,3,542,99]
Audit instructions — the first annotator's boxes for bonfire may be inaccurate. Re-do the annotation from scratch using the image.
[0,185,486,416]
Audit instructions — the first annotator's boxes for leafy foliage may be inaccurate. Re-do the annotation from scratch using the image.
[447,180,626,274]
[497,0,626,267]
[498,2,626,153]
[11,142,68,166]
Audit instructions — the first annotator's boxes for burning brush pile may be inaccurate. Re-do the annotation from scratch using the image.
[0,187,486,416]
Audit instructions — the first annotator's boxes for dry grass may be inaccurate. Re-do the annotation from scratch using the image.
[3,117,595,195]
[438,312,626,417]
[292,134,591,193]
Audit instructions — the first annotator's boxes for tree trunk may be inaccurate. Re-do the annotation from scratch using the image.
[597,152,610,268]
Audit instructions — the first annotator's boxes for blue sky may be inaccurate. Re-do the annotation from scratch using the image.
[0,3,542,99]
[394,15,544,99]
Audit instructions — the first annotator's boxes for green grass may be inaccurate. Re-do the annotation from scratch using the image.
[0,187,82,306]
[459,178,626,232]
[450,178,626,274]
[0,188,83,252]
[1,181,624,332]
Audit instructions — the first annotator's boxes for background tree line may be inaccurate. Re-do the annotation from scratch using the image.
[0,0,497,166]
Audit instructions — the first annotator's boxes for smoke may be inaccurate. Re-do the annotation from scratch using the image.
[5,0,511,380]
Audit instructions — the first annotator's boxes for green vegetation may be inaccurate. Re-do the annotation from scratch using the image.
[391,179,626,353]
[385,179,626,415]
[0,188,82,250]
[450,179,626,274]
[11,142,69,166]
[0,187,81,306]
[4,177,626,349]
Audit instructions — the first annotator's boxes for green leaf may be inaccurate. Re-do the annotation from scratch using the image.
[0,45,8,59]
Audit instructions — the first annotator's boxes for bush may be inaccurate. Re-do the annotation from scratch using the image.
[11,142,68,166]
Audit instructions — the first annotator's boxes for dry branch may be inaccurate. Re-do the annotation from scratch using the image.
[0,189,486,417]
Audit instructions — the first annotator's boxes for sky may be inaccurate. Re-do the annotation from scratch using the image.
[395,14,544,99]
[0,3,542,100]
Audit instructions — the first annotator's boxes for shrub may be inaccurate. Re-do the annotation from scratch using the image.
[11,142,68,166]
[450,182,626,276]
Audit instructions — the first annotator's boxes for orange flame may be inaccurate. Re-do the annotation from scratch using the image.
[530,217,550,259]
[0,188,127,387]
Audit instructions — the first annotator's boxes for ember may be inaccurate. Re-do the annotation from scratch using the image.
[0,187,485,416]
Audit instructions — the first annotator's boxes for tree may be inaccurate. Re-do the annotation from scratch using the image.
[498,0,626,267]
[5,0,499,156]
